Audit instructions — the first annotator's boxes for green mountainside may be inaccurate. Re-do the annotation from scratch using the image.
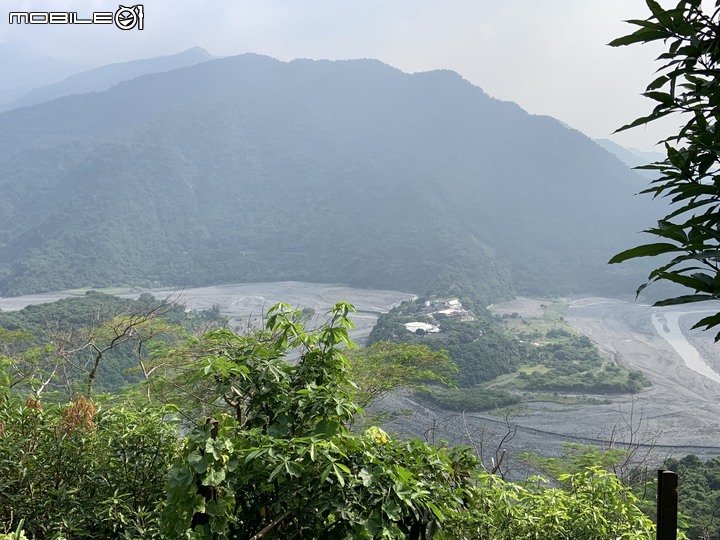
[0,53,658,299]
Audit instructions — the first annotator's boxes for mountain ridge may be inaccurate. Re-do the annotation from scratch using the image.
[0,53,659,299]
[1,46,216,112]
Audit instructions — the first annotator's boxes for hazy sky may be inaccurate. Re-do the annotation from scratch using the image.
[1,0,680,151]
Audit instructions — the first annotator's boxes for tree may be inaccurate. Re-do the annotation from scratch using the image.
[1,302,664,539]
[0,328,57,397]
[162,302,478,539]
[609,0,720,338]
[445,467,658,540]
[346,342,456,408]
[0,292,197,398]
[0,396,179,539]
[75,302,184,397]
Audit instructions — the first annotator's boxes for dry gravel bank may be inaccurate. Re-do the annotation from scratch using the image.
[381,297,720,473]
[5,286,720,465]
[0,282,416,345]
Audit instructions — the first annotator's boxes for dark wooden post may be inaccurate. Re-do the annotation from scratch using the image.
[657,469,678,540]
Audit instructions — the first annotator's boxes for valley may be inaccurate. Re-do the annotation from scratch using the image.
[0,282,415,346]
[4,283,720,464]
[381,296,720,473]
[563,298,720,449]
[3,0,720,535]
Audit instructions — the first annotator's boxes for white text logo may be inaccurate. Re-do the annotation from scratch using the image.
[9,5,144,30]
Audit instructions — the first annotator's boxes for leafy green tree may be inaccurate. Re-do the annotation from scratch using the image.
[609,0,720,338]
[446,467,659,540]
[0,395,179,539]
[347,342,456,408]
[162,302,478,539]
[0,328,57,397]
[518,443,631,483]
[0,292,201,397]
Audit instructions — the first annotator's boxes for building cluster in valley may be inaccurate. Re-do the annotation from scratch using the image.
[403,297,475,335]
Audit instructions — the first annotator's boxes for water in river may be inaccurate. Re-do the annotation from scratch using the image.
[651,310,720,384]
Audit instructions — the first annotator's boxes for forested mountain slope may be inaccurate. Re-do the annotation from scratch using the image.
[0,53,658,298]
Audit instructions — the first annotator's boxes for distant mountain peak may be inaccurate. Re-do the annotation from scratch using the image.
[0,43,89,93]
[594,138,664,169]
[1,46,218,112]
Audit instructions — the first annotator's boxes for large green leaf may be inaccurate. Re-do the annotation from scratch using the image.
[608,28,669,47]
[608,243,682,264]
[691,313,720,333]
[653,294,715,306]
[613,109,674,132]
[654,271,716,292]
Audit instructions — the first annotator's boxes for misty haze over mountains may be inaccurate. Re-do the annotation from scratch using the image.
[0,46,216,112]
[0,48,662,300]
[0,43,90,104]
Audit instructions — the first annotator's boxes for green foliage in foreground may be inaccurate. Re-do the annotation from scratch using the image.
[0,302,663,539]
[161,302,477,539]
[658,454,720,540]
[608,0,720,338]
[165,415,477,539]
[446,467,655,540]
[0,397,179,539]
[159,302,661,539]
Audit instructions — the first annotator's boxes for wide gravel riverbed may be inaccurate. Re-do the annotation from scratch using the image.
[4,286,720,470]
[381,296,720,476]
[0,282,415,346]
